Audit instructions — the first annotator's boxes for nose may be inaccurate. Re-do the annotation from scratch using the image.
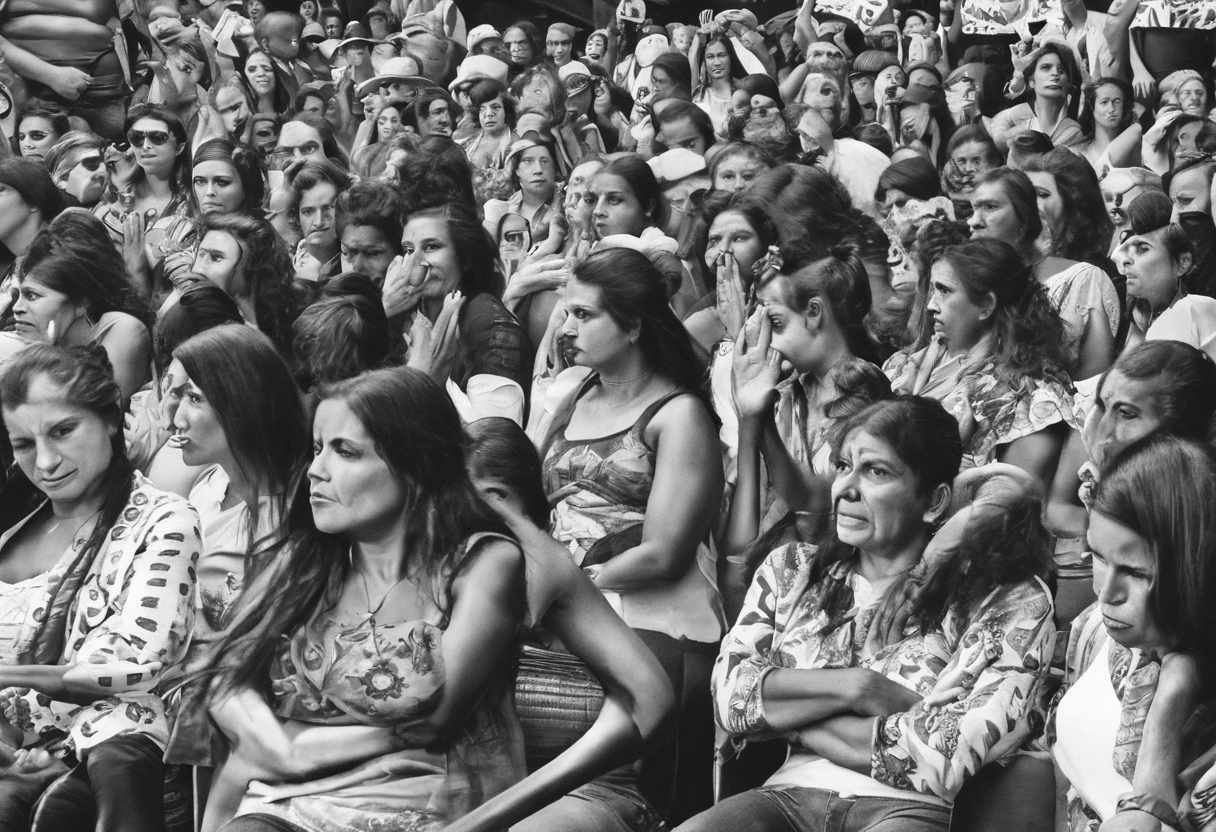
[307,451,327,483]
[830,467,859,505]
[173,402,190,432]
[1096,564,1126,607]
[34,439,60,473]
[559,310,577,339]
[12,291,27,315]
[593,197,607,220]
[1170,205,1183,225]
[968,213,983,231]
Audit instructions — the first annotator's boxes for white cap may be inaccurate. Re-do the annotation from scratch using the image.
[647,148,707,184]
[449,54,509,92]
[467,23,501,52]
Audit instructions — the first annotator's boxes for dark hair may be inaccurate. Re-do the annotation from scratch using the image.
[933,238,1072,383]
[573,248,710,407]
[700,35,745,84]
[175,325,308,545]
[292,291,400,388]
[946,123,1001,167]
[735,73,784,109]
[468,79,516,129]
[0,157,66,224]
[696,190,778,280]
[405,202,504,299]
[976,167,1042,248]
[1127,191,1175,236]
[198,367,516,703]
[587,63,634,120]
[852,122,894,156]
[1101,340,1216,445]
[394,138,478,213]
[876,156,941,204]
[22,249,152,331]
[1008,130,1054,161]
[1162,154,1216,196]
[1023,42,1080,118]
[1092,435,1216,688]
[1079,77,1135,137]
[504,20,543,62]
[595,153,669,231]
[153,279,244,378]
[16,101,71,156]
[335,179,404,250]
[190,139,268,219]
[281,113,350,169]
[242,49,292,115]
[412,89,462,130]
[742,164,856,251]
[708,142,775,186]
[466,417,550,529]
[1021,148,1114,260]
[651,51,693,100]
[653,100,714,153]
[288,160,352,233]
[123,104,191,192]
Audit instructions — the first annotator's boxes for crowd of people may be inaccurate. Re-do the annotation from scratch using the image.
[0,0,1214,829]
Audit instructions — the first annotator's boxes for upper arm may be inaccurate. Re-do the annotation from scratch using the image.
[97,316,152,401]
[996,424,1067,496]
[643,396,725,556]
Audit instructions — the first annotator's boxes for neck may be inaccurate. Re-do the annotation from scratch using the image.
[307,239,339,263]
[200,3,222,26]
[483,124,508,139]
[594,352,654,402]
[520,189,550,211]
[3,212,42,257]
[858,531,928,585]
[1094,122,1116,144]
[351,525,409,584]
[808,333,853,387]
[50,478,108,520]
[710,76,731,94]
[1034,95,1065,127]
[944,328,995,362]
[140,172,174,197]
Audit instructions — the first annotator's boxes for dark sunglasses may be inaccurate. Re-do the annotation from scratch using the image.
[76,156,104,172]
[127,129,172,148]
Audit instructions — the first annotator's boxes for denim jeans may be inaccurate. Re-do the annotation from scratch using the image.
[512,781,663,832]
[674,785,951,832]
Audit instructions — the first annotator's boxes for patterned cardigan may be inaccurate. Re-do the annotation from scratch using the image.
[0,474,200,756]
[714,542,1056,803]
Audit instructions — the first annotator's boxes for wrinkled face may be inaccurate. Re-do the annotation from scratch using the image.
[60,148,109,206]
[1177,78,1208,116]
[658,116,709,157]
[18,116,60,161]
[517,145,557,198]
[1031,52,1066,99]
[505,27,534,65]
[1092,82,1126,130]
[1085,369,1163,471]
[308,397,408,539]
[478,95,507,133]
[323,15,342,38]
[401,215,462,299]
[376,105,402,142]
[245,52,276,95]
[4,375,115,505]
[341,224,397,283]
[422,99,453,136]
[925,258,991,353]
[546,31,573,65]
[274,121,326,169]
[831,429,930,556]
[12,274,85,344]
[166,358,232,469]
[193,230,246,295]
[704,40,730,80]
[128,116,180,178]
[705,210,763,278]
[1118,228,1186,309]
[1088,512,1169,653]
[565,159,604,227]
[804,74,842,126]
[589,172,649,239]
[1168,165,1213,224]
[1027,170,1064,242]
[216,85,252,134]
[299,180,338,249]
[968,180,1025,246]
[344,44,369,68]
[949,139,993,186]
[713,152,764,194]
[193,159,245,215]
[559,277,633,370]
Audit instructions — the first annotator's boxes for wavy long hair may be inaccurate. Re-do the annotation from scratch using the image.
[1022,148,1115,262]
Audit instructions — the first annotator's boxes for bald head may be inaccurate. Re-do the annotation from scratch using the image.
[256,11,302,60]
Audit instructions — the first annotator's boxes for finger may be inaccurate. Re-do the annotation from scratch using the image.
[757,307,773,353]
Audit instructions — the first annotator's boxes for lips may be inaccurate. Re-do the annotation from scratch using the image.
[40,470,75,488]
[166,434,189,449]
[1102,614,1130,630]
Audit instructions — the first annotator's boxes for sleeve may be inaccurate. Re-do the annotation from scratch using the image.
[458,294,531,394]
[870,579,1056,801]
[711,544,791,737]
[1055,119,1086,148]
[72,500,201,691]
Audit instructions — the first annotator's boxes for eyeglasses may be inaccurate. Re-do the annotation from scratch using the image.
[127,129,172,148]
[76,156,104,172]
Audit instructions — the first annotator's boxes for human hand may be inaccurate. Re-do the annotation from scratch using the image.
[406,292,465,383]
[123,211,149,281]
[151,16,197,46]
[1010,38,1033,75]
[716,252,748,341]
[49,66,91,101]
[507,256,569,301]
[383,248,429,319]
[731,307,781,420]
[1133,69,1156,104]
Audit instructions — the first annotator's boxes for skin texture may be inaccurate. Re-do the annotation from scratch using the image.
[165,357,236,473]
[1087,512,1169,653]
[713,153,765,193]
[17,116,59,161]
[298,181,339,253]
[192,159,245,215]
[1168,165,1213,224]
[60,149,109,206]
[925,260,993,354]
[340,224,397,283]
[588,172,650,239]
[192,229,246,297]
[1118,228,1190,313]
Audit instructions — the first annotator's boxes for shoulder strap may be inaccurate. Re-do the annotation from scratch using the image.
[632,389,697,449]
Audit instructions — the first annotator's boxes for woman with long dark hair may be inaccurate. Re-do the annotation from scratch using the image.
[195,367,526,832]
[690,35,745,139]
[990,43,1083,153]
[1075,77,1141,173]
[0,158,66,284]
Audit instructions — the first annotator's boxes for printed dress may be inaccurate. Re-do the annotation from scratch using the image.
[715,544,1056,804]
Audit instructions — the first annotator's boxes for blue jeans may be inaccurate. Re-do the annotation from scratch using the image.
[674,786,951,832]
[512,781,663,832]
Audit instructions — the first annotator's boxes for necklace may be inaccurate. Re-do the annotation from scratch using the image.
[352,549,412,657]
[46,508,103,549]
[599,371,653,386]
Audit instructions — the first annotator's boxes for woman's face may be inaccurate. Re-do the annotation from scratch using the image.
[0,181,34,243]
[968,180,1025,245]
[650,66,679,102]
[193,159,245,215]
[704,41,731,80]
[517,145,557,199]
[1088,511,1169,653]
[1027,170,1064,242]
[12,275,87,344]
[129,116,180,178]
[713,152,764,194]
[705,210,764,278]
[925,259,991,353]
[878,186,914,220]
[1031,52,1067,100]
[245,53,275,96]
[566,160,604,228]
[299,0,316,20]
[1085,369,1164,471]
[1118,229,1186,309]
[401,215,462,298]
[589,172,649,238]
[308,397,408,540]
[559,278,633,370]
[18,116,59,161]
[478,95,507,134]
[299,181,339,249]
[166,358,232,469]
[504,27,534,66]
[756,277,817,371]
[1092,82,1126,131]
[4,375,114,505]
[246,0,265,22]
[376,105,402,142]
[831,429,932,557]
[1177,78,1208,116]
[216,85,252,135]
[192,229,246,296]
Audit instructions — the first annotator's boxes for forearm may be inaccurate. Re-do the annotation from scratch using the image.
[799,714,876,773]
[794,0,817,53]
[592,540,695,590]
[780,63,809,108]
[1135,671,1203,805]
[0,37,63,86]
[760,668,862,732]
[350,116,376,156]
[1126,29,1150,96]
[277,720,403,778]
[1107,0,1141,77]
[723,416,765,559]
[759,419,818,515]
[200,754,256,832]
[0,665,84,703]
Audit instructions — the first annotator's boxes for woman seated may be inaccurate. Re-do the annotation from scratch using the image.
[195,368,526,832]
[440,417,673,832]
[1039,435,1216,832]
[884,235,1077,493]
[0,345,200,830]
[969,167,1118,380]
[676,395,1056,832]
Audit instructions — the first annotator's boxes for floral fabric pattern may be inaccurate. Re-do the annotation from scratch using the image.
[1045,263,1121,364]
[714,543,1055,802]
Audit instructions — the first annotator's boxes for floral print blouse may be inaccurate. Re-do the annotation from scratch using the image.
[0,474,200,755]
[714,543,1056,803]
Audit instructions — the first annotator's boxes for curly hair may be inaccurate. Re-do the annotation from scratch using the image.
[1077,77,1135,138]
[1022,148,1114,261]
[287,159,352,233]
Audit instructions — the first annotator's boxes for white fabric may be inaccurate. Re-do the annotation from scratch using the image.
[0,571,51,665]
[1145,294,1216,363]
[447,375,525,426]
[821,138,890,217]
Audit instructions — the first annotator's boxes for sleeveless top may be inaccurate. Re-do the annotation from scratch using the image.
[541,376,724,643]
[235,532,526,832]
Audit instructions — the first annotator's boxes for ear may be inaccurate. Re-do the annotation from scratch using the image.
[1177,251,1194,278]
[627,319,642,344]
[977,290,997,322]
[923,482,951,526]
[802,295,825,330]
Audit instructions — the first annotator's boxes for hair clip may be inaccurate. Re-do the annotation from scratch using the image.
[756,244,783,277]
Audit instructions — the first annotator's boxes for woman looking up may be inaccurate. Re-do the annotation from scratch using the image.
[990,43,1083,153]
